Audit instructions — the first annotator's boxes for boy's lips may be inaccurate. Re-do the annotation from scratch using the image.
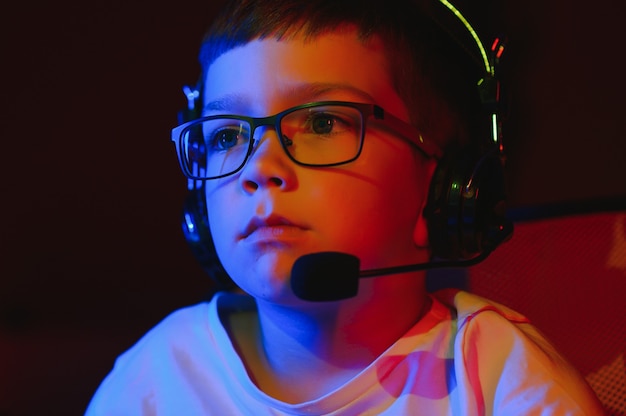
[240,215,308,241]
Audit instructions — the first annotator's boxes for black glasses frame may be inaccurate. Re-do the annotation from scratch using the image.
[171,101,442,180]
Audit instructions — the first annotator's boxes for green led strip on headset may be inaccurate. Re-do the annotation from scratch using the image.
[438,0,502,146]
[437,0,494,76]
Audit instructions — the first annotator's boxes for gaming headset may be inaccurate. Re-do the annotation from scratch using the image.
[176,0,514,291]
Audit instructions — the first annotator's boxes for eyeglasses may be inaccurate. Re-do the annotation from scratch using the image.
[171,101,442,180]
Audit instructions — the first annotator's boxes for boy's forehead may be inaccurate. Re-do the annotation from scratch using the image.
[202,83,375,114]
[202,32,409,119]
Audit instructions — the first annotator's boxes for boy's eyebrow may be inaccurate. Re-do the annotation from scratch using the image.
[202,94,246,114]
[290,82,377,103]
[202,83,377,115]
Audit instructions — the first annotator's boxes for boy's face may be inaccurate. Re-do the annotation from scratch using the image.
[203,30,434,304]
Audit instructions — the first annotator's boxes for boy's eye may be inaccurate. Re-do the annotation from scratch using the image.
[204,122,250,151]
[305,112,352,136]
[211,129,242,150]
[309,114,336,135]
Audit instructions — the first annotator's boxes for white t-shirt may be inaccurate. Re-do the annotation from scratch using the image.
[85,289,603,415]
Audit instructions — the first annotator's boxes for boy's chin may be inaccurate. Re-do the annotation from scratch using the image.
[230,256,296,300]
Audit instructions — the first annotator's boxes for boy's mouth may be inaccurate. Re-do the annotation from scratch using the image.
[241,214,307,241]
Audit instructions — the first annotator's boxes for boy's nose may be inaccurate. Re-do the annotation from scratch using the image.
[238,127,297,193]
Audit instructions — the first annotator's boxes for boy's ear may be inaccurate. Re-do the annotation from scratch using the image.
[413,159,438,248]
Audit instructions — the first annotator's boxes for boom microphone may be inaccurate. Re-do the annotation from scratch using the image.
[290,251,491,302]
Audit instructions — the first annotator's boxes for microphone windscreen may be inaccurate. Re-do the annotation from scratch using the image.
[291,252,360,301]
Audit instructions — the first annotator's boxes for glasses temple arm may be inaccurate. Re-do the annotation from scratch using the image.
[372,106,444,159]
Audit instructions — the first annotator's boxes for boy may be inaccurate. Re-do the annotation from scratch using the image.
[86,0,604,414]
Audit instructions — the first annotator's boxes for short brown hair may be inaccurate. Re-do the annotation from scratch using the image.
[198,0,490,150]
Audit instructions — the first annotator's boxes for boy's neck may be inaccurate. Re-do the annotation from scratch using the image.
[229,273,429,403]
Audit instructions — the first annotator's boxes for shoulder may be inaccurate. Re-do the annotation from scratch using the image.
[101,291,254,373]
[85,302,212,411]
[112,291,253,363]
[433,289,604,415]
[110,300,214,367]
[86,292,252,415]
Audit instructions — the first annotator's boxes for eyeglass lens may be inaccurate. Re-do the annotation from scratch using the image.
[180,104,364,179]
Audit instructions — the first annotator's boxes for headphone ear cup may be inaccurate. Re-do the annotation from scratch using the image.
[181,185,237,290]
[425,149,467,259]
[425,147,513,260]
[457,151,513,255]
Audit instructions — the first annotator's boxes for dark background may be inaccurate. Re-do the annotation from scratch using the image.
[1,0,625,414]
